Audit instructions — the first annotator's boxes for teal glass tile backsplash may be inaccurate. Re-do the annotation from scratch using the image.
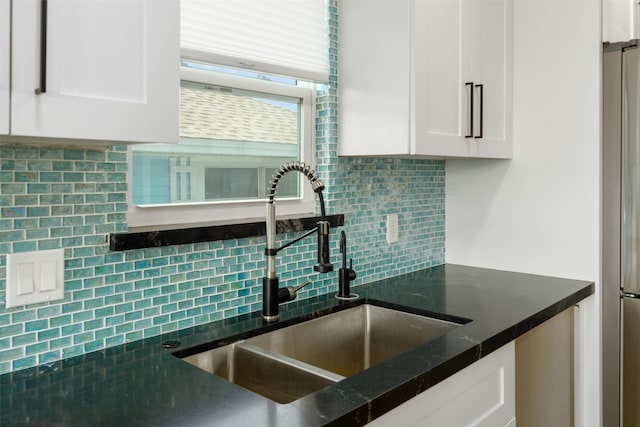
[0,1,444,375]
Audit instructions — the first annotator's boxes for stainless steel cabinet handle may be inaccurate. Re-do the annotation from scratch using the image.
[35,0,48,94]
[474,84,483,139]
[465,82,474,138]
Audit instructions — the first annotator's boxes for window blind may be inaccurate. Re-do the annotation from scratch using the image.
[181,0,329,82]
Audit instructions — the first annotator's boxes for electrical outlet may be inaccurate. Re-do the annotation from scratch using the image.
[386,213,398,244]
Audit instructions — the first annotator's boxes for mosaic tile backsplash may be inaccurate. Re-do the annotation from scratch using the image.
[0,3,445,375]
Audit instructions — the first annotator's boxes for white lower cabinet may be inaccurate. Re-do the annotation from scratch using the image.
[369,341,515,426]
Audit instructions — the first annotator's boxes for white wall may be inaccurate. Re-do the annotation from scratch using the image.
[445,0,601,425]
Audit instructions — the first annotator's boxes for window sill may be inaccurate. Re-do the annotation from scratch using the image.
[109,214,344,251]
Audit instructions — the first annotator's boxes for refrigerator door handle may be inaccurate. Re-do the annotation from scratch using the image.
[621,291,640,299]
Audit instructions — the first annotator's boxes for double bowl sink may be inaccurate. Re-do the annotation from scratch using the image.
[175,303,464,403]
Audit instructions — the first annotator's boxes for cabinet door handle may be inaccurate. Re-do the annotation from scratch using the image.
[465,82,474,138]
[35,0,48,95]
[474,84,483,139]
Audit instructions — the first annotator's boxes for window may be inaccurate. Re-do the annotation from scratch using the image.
[127,0,327,230]
[127,66,315,229]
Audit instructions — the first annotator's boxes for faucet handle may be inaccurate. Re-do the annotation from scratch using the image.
[348,259,357,281]
[292,280,313,293]
[277,280,313,303]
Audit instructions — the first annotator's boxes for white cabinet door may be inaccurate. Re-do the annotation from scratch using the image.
[463,0,512,158]
[413,0,512,158]
[603,0,639,42]
[412,0,463,157]
[338,0,410,156]
[0,0,9,135]
[369,342,515,426]
[10,0,179,144]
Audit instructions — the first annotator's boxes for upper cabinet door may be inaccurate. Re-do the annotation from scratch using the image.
[603,0,639,43]
[413,0,512,159]
[412,0,463,156]
[10,0,179,144]
[462,0,512,158]
[338,0,411,157]
[0,0,9,135]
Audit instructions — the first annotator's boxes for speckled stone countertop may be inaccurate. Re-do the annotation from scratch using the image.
[0,264,593,426]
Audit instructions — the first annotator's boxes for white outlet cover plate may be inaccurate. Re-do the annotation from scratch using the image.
[6,249,65,308]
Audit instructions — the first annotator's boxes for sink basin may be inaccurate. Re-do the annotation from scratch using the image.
[245,304,461,377]
[178,304,462,403]
[182,341,343,403]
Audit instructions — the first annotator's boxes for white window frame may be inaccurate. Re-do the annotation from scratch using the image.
[126,67,316,230]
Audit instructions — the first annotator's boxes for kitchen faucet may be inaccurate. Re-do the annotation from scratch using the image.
[263,161,333,322]
[336,230,358,300]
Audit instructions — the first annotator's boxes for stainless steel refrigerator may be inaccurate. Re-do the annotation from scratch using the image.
[604,40,640,427]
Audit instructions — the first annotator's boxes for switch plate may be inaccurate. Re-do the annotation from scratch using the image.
[6,249,64,308]
[16,262,35,295]
[386,213,399,244]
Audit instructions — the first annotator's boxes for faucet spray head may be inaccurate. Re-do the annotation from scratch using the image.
[314,220,333,273]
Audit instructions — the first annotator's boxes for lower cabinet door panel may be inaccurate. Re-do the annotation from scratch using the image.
[369,341,515,426]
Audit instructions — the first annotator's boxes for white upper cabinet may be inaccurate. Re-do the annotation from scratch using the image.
[338,0,513,159]
[5,0,179,145]
[0,0,9,135]
[603,0,639,43]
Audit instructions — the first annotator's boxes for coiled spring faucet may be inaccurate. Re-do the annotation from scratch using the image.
[263,161,333,322]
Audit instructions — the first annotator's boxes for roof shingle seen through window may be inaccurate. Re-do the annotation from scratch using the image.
[180,86,298,145]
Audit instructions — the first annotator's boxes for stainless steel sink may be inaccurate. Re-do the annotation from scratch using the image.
[179,304,461,403]
[182,341,344,403]
[245,304,460,377]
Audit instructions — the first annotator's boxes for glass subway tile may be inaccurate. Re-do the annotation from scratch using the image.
[12,356,37,370]
[0,11,445,374]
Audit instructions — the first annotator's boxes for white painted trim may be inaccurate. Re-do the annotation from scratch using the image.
[127,67,316,229]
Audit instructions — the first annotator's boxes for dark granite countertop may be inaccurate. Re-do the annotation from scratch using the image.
[0,264,593,426]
